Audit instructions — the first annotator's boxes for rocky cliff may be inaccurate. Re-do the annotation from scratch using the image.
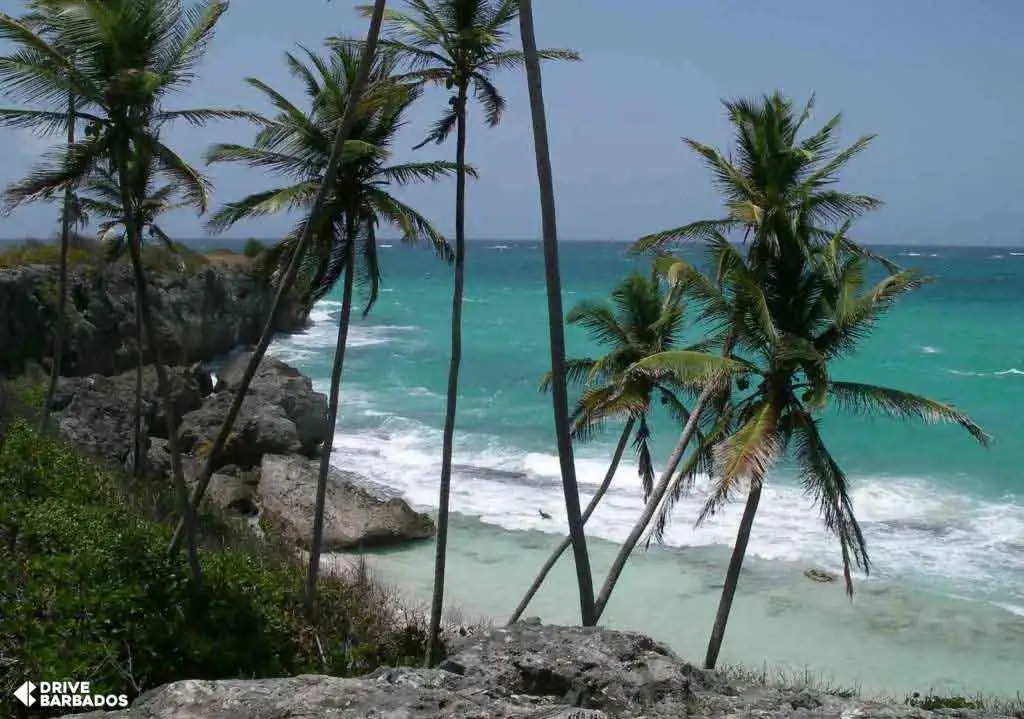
[0,261,307,376]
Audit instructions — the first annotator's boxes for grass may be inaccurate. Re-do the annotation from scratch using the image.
[0,377,456,718]
[0,237,230,274]
[720,662,1024,716]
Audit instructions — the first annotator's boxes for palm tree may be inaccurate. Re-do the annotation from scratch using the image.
[204,41,456,615]
[0,0,253,586]
[593,92,898,621]
[12,1,79,435]
[167,0,391,561]
[516,0,595,626]
[508,271,710,623]
[78,161,193,485]
[635,232,989,670]
[369,0,581,658]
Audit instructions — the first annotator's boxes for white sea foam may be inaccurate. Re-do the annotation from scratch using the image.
[282,298,1024,609]
[322,409,1024,604]
[949,368,1024,377]
[920,345,941,354]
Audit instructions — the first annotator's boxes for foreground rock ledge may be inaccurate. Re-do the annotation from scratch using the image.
[60,623,1005,718]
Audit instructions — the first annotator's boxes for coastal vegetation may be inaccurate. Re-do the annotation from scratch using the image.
[0,0,997,710]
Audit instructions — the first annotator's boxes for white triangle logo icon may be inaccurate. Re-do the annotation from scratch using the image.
[14,681,36,707]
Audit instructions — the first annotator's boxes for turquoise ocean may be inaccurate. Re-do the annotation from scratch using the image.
[222,240,1024,694]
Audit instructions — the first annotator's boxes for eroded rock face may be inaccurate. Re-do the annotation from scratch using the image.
[59,623,1000,719]
[0,262,307,377]
[54,365,210,464]
[215,350,329,455]
[258,454,435,550]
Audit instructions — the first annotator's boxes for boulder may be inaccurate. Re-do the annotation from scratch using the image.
[56,383,147,464]
[178,392,302,470]
[207,472,258,516]
[215,350,328,454]
[258,454,434,550]
[55,364,210,440]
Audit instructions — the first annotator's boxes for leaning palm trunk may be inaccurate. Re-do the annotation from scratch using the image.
[425,82,469,667]
[508,418,634,624]
[168,0,389,557]
[119,157,202,585]
[304,223,357,617]
[518,0,596,626]
[39,92,75,435]
[704,480,762,669]
[132,300,144,484]
[593,382,716,620]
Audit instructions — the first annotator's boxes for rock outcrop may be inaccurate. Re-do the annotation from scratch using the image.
[54,365,211,465]
[50,355,432,547]
[60,622,1003,718]
[259,454,435,550]
[178,351,329,467]
[0,261,307,377]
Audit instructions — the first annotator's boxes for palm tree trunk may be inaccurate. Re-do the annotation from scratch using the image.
[132,299,144,485]
[593,383,715,620]
[425,81,469,666]
[508,417,634,625]
[118,154,202,586]
[167,0,389,557]
[39,92,75,435]
[704,480,762,670]
[304,219,357,618]
[519,0,596,626]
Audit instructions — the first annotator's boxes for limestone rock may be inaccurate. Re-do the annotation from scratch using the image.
[178,392,302,470]
[61,623,1003,719]
[258,454,435,550]
[0,261,307,377]
[215,350,329,454]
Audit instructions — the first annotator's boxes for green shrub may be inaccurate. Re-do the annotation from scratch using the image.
[242,238,266,258]
[0,421,441,716]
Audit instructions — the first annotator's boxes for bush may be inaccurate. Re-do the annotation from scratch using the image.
[242,238,266,258]
[0,421,440,717]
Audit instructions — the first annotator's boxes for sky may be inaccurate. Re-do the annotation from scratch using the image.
[0,0,1022,246]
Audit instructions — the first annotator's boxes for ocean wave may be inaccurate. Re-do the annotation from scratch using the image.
[949,368,1024,377]
[323,409,1024,604]
[920,345,941,355]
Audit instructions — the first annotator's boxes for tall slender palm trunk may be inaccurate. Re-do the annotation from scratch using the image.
[519,0,596,626]
[119,155,202,586]
[167,0,389,557]
[704,480,762,670]
[132,300,144,484]
[39,93,75,435]
[593,383,715,620]
[304,224,357,617]
[508,418,634,624]
[426,82,468,665]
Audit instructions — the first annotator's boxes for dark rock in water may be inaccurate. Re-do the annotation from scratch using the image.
[213,350,328,454]
[804,568,838,583]
[0,262,306,377]
[258,454,435,550]
[64,622,995,718]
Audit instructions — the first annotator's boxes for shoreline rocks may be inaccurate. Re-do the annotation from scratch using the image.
[49,352,434,551]
[59,622,1007,718]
